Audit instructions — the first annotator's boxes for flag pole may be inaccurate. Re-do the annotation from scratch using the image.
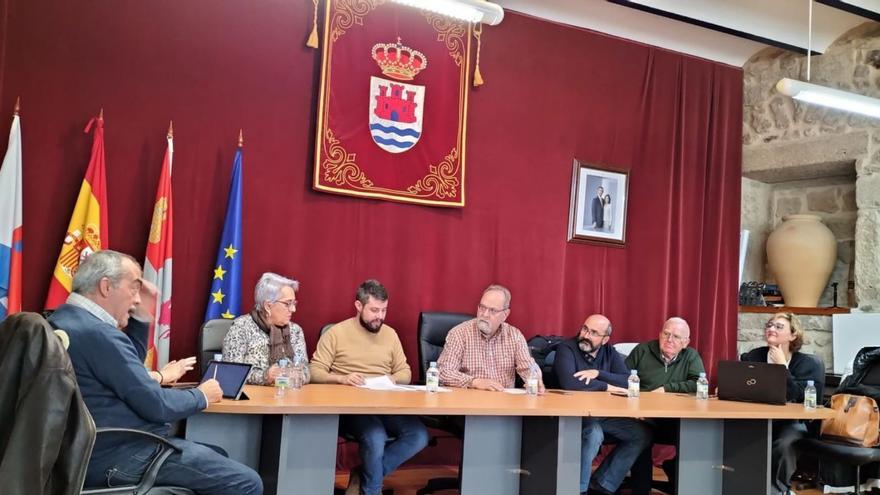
[13,97,20,116]
[238,128,244,148]
[167,120,174,139]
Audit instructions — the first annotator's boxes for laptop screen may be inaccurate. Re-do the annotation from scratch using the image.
[201,361,251,399]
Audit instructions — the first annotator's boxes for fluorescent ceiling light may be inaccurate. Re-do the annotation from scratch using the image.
[776,78,880,119]
[391,0,505,25]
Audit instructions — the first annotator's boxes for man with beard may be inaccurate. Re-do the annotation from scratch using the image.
[553,314,652,495]
[309,279,428,495]
[437,284,544,392]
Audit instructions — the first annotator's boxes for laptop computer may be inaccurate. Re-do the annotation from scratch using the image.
[717,360,788,405]
[200,361,252,400]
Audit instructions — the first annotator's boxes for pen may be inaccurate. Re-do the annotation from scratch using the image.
[212,364,218,381]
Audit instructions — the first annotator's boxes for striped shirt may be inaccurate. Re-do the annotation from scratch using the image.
[437,318,540,388]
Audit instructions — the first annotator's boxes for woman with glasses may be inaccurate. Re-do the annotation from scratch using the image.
[222,272,310,386]
[741,312,824,495]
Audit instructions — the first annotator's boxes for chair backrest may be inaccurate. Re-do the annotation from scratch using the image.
[417,311,471,382]
[613,342,638,357]
[320,323,335,337]
[199,319,234,376]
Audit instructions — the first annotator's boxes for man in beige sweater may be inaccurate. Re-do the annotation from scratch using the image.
[310,279,428,495]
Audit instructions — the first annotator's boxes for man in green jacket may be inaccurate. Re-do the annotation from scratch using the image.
[624,317,705,393]
[624,317,705,494]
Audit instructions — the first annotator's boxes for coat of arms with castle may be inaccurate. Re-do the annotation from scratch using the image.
[368,37,427,153]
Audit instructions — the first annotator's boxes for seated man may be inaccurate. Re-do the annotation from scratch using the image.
[309,279,428,495]
[554,314,652,495]
[48,250,262,494]
[625,316,705,494]
[437,284,544,392]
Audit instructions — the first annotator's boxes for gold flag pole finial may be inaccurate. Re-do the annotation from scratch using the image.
[98,108,104,121]
[238,128,244,148]
[167,120,174,139]
[306,0,320,49]
[13,97,20,116]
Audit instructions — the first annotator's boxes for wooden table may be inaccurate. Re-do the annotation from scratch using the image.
[185,385,832,495]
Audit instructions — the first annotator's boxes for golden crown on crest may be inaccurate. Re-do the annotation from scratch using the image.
[371,37,428,81]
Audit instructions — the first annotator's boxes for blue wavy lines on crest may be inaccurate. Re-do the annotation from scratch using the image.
[369,123,421,138]
[372,136,416,149]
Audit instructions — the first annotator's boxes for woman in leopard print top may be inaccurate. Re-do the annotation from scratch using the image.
[222,272,310,385]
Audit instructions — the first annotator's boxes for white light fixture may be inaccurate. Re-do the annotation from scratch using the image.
[391,0,504,25]
[776,1,880,119]
[776,78,880,119]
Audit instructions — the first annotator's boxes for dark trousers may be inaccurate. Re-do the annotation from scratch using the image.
[629,418,679,495]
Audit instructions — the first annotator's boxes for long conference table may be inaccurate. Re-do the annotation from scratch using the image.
[185,384,832,495]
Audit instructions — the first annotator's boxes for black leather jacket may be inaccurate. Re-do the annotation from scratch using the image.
[0,312,95,494]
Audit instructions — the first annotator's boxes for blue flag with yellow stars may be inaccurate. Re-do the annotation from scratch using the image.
[204,148,243,321]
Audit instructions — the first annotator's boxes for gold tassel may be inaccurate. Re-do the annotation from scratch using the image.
[306,0,319,48]
[473,22,484,87]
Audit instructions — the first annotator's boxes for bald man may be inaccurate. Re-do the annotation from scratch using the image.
[625,317,706,494]
[624,317,704,394]
[554,314,652,495]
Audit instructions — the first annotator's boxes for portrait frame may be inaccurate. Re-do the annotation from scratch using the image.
[567,160,629,246]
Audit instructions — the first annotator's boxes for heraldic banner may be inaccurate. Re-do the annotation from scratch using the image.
[314,0,471,207]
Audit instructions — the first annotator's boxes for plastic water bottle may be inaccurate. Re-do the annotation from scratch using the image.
[526,363,540,395]
[275,358,290,397]
[696,372,709,400]
[804,380,817,410]
[426,362,440,393]
[627,369,640,398]
[290,356,304,390]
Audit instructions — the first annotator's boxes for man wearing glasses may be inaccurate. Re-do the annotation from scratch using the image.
[553,314,652,495]
[625,317,706,494]
[437,284,544,392]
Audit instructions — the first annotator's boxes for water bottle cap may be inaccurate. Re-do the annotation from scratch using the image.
[699,372,706,378]
[213,353,223,362]
[429,361,437,367]
[807,380,814,386]
[630,369,638,375]
[279,359,289,367]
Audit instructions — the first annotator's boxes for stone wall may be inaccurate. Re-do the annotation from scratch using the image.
[738,313,833,372]
[740,22,880,363]
[743,22,880,310]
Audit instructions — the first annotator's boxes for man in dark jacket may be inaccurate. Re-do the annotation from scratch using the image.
[625,317,706,493]
[554,314,652,495]
[48,250,262,494]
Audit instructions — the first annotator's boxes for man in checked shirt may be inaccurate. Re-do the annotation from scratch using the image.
[437,284,545,393]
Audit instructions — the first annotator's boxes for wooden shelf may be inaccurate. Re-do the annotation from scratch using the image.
[739,305,851,315]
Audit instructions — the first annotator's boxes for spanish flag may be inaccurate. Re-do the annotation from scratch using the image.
[143,123,173,369]
[44,111,109,309]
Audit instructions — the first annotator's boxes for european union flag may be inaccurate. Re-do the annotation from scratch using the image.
[204,148,243,321]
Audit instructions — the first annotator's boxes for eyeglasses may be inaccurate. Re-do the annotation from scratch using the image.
[660,330,687,343]
[477,304,506,316]
[274,299,298,311]
[764,322,787,331]
[581,326,607,339]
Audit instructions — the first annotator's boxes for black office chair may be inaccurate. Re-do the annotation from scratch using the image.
[795,346,880,494]
[415,311,471,495]
[198,318,234,376]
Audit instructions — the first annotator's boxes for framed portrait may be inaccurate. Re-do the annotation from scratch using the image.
[568,160,629,246]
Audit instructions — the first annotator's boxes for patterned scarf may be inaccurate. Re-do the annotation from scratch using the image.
[250,308,294,364]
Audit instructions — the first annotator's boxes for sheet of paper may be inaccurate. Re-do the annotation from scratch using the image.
[355,375,418,391]
[396,384,452,393]
[503,388,527,395]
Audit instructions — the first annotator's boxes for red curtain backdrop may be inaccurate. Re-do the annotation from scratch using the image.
[0,2,741,381]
